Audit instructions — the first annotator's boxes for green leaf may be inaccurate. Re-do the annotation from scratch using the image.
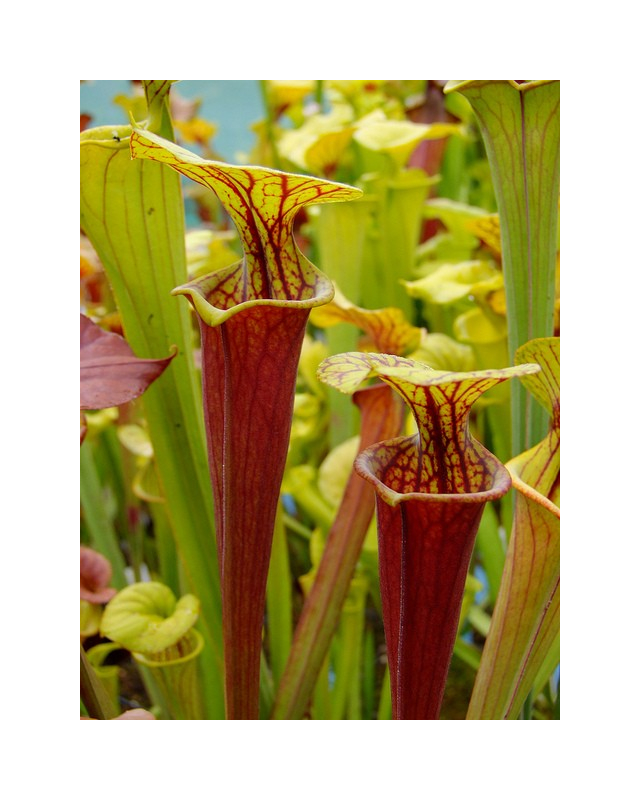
[308,199,378,445]
[80,106,226,717]
[445,80,560,455]
[467,337,559,719]
[359,169,433,317]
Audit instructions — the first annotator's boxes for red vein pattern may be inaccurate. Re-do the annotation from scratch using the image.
[143,81,174,110]
[129,130,362,719]
[467,337,560,719]
[130,129,361,314]
[318,352,540,719]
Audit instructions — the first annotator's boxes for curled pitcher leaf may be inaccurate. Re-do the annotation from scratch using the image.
[129,129,362,719]
[318,352,540,719]
[100,581,200,655]
[465,213,503,259]
[100,581,205,720]
[468,337,559,719]
[422,198,494,256]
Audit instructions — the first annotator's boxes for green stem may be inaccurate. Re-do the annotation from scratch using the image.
[377,664,392,720]
[285,469,336,532]
[309,198,375,447]
[259,80,282,170]
[266,502,293,688]
[474,502,505,606]
[259,651,275,720]
[80,442,128,589]
[312,654,331,720]
[521,690,533,720]
[359,172,431,321]
[282,512,312,541]
[80,645,118,720]
[148,501,181,596]
[361,624,376,720]
[329,575,368,719]
[93,424,129,539]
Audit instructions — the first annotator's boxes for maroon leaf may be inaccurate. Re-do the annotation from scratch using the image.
[80,314,175,411]
[80,545,117,604]
[199,304,312,718]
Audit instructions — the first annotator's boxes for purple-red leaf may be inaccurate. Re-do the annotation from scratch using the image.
[80,314,175,411]
[80,545,117,605]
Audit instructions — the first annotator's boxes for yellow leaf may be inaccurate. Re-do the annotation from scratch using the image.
[310,285,422,355]
[465,213,502,256]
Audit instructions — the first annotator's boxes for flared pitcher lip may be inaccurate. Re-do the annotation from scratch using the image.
[172,260,336,328]
[355,434,512,508]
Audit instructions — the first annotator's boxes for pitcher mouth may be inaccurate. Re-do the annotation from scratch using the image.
[173,259,335,328]
[355,434,512,508]
[133,629,205,667]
